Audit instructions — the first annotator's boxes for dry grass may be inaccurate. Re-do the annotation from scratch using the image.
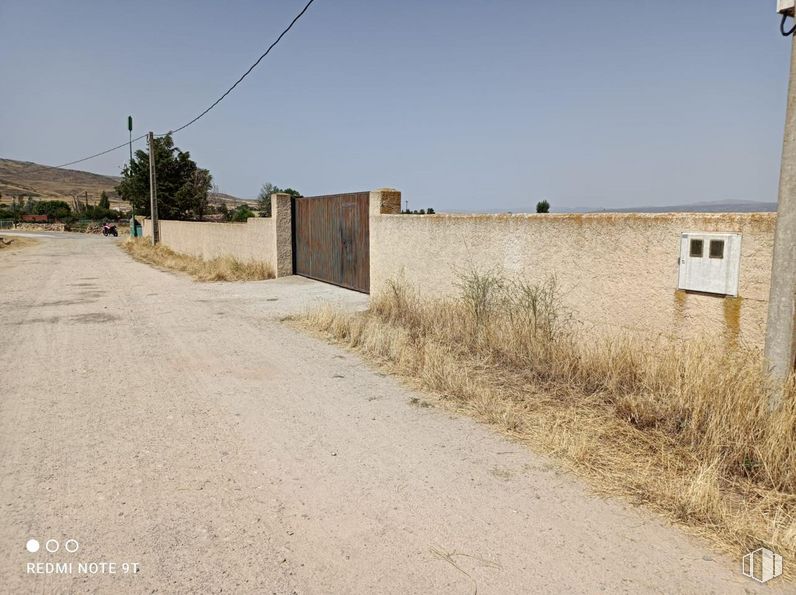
[0,237,38,251]
[298,270,796,579]
[122,237,273,282]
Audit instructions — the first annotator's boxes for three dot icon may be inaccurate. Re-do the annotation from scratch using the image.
[26,538,78,553]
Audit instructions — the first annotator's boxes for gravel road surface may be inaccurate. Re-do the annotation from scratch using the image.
[0,233,779,593]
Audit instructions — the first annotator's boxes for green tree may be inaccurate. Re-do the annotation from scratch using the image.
[256,183,301,217]
[98,191,110,210]
[116,134,212,221]
[230,204,255,222]
[33,200,71,220]
[175,169,212,221]
[536,200,550,214]
[256,183,276,217]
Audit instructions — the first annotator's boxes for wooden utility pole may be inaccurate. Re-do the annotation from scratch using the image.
[147,132,159,245]
[766,5,796,410]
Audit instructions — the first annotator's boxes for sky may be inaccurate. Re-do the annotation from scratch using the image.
[0,0,792,211]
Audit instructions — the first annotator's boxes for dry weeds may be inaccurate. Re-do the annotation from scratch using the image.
[122,237,273,282]
[298,270,796,580]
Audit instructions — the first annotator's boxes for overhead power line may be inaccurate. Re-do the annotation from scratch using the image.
[21,0,317,173]
[51,135,148,169]
[159,0,316,137]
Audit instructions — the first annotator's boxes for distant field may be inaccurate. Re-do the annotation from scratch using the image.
[0,158,255,210]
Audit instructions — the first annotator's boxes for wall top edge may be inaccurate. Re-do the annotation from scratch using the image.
[377,212,776,222]
[141,218,273,225]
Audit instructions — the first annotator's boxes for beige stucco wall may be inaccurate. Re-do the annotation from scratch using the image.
[140,193,294,276]
[142,217,277,269]
[370,212,776,349]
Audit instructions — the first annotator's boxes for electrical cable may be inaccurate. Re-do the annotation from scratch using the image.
[781,12,796,37]
[51,135,148,169]
[157,0,315,137]
[14,0,317,173]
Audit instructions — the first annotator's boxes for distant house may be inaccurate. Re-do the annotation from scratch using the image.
[21,214,48,223]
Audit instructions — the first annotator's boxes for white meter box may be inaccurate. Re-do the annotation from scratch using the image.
[678,233,741,296]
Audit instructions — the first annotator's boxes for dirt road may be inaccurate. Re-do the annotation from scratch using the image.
[0,233,777,593]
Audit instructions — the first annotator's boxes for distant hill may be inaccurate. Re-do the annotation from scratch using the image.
[0,158,253,209]
[0,158,122,205]
[581,200,778,214]
[471,199,778,214]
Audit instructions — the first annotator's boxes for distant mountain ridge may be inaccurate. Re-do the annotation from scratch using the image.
[0,158,252,208]
[579,199,778,213]
[460,199,777,214]
[0,158,122,202]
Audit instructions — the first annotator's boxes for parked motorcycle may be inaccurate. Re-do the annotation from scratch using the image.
[102,223,118,237]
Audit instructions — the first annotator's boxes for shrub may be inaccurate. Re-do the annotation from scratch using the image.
[230,205,255,222]
[33,200,71,220]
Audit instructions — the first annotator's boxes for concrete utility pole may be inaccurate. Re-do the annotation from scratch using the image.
[147,132,159,245]
[128,116,136,234]
[766,5,796,410]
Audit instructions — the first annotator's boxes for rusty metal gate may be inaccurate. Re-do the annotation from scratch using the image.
[292,192,370,293]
